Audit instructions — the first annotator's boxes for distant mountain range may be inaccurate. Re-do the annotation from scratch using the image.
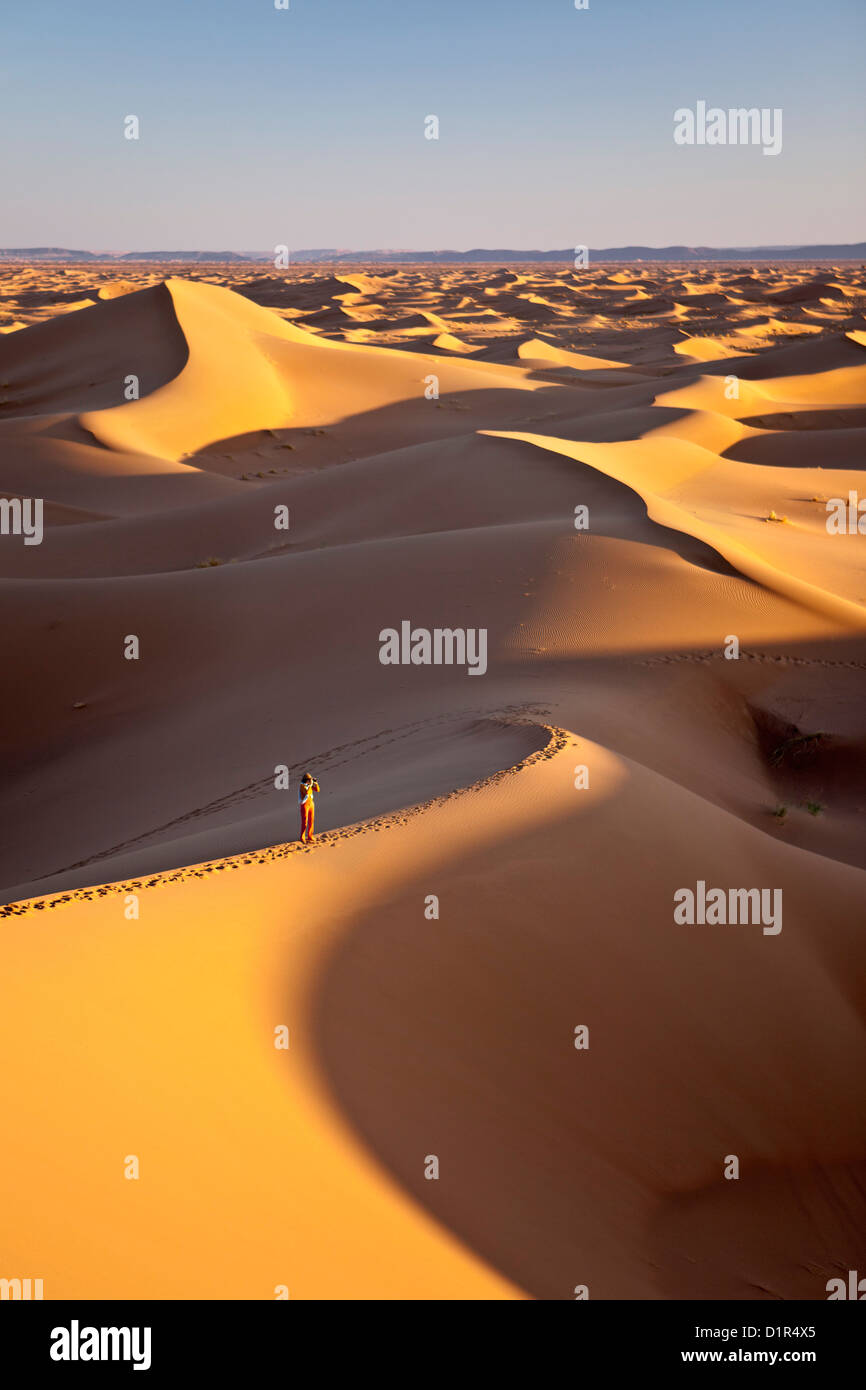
[1,243,864,263]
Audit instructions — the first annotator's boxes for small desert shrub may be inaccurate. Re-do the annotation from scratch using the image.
[770,731,827,767]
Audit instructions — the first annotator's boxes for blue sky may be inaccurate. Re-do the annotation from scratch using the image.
[2,0,863,249]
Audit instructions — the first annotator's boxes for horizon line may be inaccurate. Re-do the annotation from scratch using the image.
[1,240,864,266]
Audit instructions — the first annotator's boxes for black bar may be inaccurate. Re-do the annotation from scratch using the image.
[1,1300,861,1375]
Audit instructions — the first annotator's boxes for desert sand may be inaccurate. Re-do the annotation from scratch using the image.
[0,261,865,1299]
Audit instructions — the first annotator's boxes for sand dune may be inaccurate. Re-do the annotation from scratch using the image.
[1,261,864,1299]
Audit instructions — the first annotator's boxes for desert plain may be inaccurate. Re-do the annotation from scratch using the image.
[0,259,864,1298]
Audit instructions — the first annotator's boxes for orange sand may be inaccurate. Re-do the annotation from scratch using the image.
[1,262,865,1299]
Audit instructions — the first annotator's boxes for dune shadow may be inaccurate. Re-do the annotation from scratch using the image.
[310,790,866,1300]
[0,282,189,416]
[310,806,621,1301]
[648,1161,866,1299]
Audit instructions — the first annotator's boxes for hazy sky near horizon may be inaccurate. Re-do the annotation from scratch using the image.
[3,0,864,250]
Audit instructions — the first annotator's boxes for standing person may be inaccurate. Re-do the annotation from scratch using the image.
[298,772,320,844]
